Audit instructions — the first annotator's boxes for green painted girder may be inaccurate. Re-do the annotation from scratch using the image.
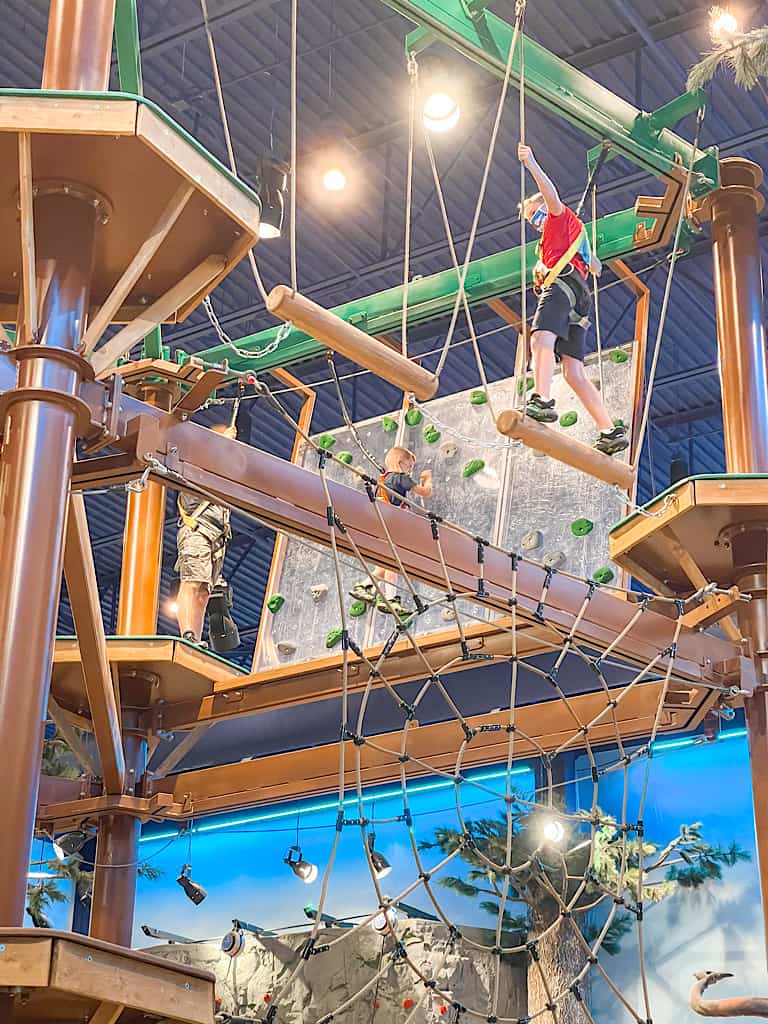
[114,0,144,96]
[199,206,650,373]
[385,0,719,197]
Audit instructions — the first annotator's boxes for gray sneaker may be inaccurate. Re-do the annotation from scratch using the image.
[594,425,629,455]
[525,393,558,423]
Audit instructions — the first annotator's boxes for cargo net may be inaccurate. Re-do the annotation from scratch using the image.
[218,382,735,1024]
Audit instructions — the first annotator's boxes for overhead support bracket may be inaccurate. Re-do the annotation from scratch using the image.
[393,0,718,192]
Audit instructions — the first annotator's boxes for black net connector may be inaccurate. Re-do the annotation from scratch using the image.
[420,870,432,882]
[300,937,316,960]
[399,701,416,720]
[591,656,603,676]
[506,723,516,734]
[403,808,413,827]
[479,723,502,733]
[607,698,618,709]
[613,896,625,906]
[587,954,598,965]
[364,478,377,503]
[347,636,363,659]
[334,514,347,534]
[675,598,685,617]
[476,581,489,599]
[414,594,428,615]
[381,631,399,658]
[475,537,488,564]
[461,831,477,851]
[560,909,572,919]
[487,1016,498,1023]
[591,766,599,783]
[391,941,408,962]
[325,504,334,527]
[341,629,350,651]
[586,580,597,598]
[510,551,519,571]
[352,733,366,747]
[460,640,471,661]
[264,1005,278,1024]
[424,978,437,990]
[462,722,476,743]
[399,753,410,763]
[636,902,644,922]
[526,940,539,961]
[336,810,344,833]
[570,984,583,1003]
[662,641,678,659]
[318,450,328,471]
[546,1004,557,1013]
[448,924,462,944]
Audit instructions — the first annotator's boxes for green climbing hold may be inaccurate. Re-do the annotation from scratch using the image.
[382,416,398,433]
[267,594,285,613]
[405,408,423,426]
[592,567,615,585]
[350,600,368,617]
[337,451,354,465]
[317,433,336,450]
[559,411,578,428]
[470,390,488,406]
[517,376,535,396]
[326,628,343,649]
[424,425,441,444]
[609,349,629,364]
[463,458,486,479]
[570,518,594,537]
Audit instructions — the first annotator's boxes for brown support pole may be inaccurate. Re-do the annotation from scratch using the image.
[705,156,768,958]
[90,383,172,946]
[0,0,114,927]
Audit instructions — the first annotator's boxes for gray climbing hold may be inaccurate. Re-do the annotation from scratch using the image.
[543,551,566,570]
[441,607,457,622]
[310,583,328,603]
[440,442,459,458]
[521,530,543,551]
[277,640,297,656]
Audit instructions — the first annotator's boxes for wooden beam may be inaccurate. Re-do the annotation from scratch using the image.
[266,285,439,401]
[17,131,38,343]
[82,181,194,354]
[150,725,211,780]
[63,494,126,794]
[665,528,742,643]
[496,408,636,490]
[149,680,686,814]
[111,413,737,684]
[91,255,227,376]
[48,695,99,778]
[88,1002,125,1024]
[38,792,187,833]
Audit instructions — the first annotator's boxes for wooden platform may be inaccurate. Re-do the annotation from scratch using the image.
[0,929,214,1023]
[609,474,768,593]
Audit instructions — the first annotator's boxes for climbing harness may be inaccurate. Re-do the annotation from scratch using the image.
[177,495,231,544]
[376,471,409,510]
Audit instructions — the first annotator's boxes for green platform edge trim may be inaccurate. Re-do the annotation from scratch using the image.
[0,89,261,210]
[610,474,768,534]
[55,633,247,673]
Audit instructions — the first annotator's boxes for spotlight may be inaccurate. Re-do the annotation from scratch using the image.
[321,167,347,193]
[709,5,739,40]
[542,818,565,844]
[52,830,90,858]
[254,156,290,240]
[367,833,392,880]
[371,904,399,933]
[26,906,53,929]
[166,600,179,616]
[284,845,318,884]
[176,864,207,905]
[423,91,461,133]
[141,924,195,944]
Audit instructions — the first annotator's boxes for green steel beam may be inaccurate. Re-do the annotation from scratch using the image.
[199,206,650,373]
[385,0,718,196]
[114,0,144,96]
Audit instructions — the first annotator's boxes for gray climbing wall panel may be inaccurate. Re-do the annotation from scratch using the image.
[255,346,635,671]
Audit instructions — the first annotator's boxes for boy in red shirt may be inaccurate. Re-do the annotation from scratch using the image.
[517,143,628,456]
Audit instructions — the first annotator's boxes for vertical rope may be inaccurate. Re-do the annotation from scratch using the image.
[401,56,418,359]
[517,0,527,413]
[591,184,605,397]
[290,0,298,292]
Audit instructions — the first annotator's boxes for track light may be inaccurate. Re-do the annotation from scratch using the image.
[423,91,461,133]
[367,833,392,880]
[26,906,53,929]
[141,924,195,944]
[255,156,290,240]
[542,818,565,844]
[177,863,207,905]
[371,904,399,933]
[284,844,318,884]
[709,5,739,41]
[52,830,90,859]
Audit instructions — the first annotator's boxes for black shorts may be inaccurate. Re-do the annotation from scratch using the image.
[530,266,591,362]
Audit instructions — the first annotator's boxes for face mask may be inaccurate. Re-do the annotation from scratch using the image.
[530,207,546,229]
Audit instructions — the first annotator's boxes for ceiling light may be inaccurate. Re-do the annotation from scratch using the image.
[542,818,565,844]
[255,156,290,240]
[166,600,179,616]
[423,91,461,133]
[709,5,739,40]
[53,830,90,858]
[367,833,392,879]
[284,844,318,884]
[322,167,347,193]
[176,864,207,905]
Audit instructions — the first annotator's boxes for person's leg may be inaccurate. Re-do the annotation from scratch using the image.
[530,330,557,400]
[561,356,614,431]
[177,581,209,640]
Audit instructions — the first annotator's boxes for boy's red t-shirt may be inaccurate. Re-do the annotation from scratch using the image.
[541,206,588,279]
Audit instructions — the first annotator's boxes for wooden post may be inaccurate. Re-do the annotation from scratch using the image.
[704,156,768,959]
[0,0,114,927]
[266,285,440,401]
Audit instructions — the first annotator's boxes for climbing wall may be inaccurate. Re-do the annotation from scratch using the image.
[255,345,635,671]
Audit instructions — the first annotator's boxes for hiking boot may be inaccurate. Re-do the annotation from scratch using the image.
[376,593,412,618]
[525,393,558,423]
[349,581,377,604]
[594,425,629,455]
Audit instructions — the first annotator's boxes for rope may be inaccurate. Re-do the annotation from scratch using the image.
[591,183,605,397]
[517,0,527,413]
[290,0,298,292]
[632,106,706,471]
[326,353,384,474]
[401,57,418,359]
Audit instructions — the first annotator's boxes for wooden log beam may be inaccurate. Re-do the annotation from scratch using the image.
[109,413,736,685]
[17,131,38,343]
[266,285,439,401]
[63,494,126,794]
[496,408,636,491]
